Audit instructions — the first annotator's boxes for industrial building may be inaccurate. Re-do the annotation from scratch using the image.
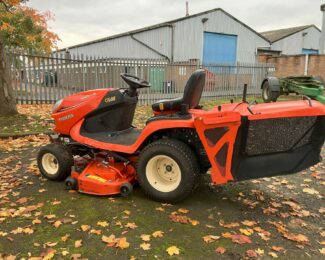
[261,25,321,55]
[61,8,269,64]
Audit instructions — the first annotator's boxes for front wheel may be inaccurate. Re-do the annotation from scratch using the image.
[37,143,73,181]
[137,139,199,203]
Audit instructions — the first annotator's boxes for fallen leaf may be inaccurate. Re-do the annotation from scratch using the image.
[53,220,62,228]
[302,188,319,195]
[140,242,151,250]
[190,219,200,226]
[125,222,138,229]
[215,247,226,254]
[32,218,42,225]
[61,234,70,242]
[271,246,284,252]
[102,234,117,244]
[319,248,325,255]
[123,210,131,215]
[44,214,56,220]
[155,207,165,212]
[241,220,257,227]
[231,234,252,244]
[140,234,151,241]
[116,237,129,249]
[166,246,180,256]
[255,248,264,256]
[97,221,109,227]
[178,208,189,214]
[246,249,257,258]
[203,235,220,243]
[240,228,254,236]
[269,252,278,258]
[81,225,90,232]
[152,230,164,238]
[75,240,82,248]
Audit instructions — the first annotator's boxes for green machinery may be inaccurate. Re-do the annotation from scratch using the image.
[261,76,325,104]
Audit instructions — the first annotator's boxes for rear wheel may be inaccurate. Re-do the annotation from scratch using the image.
[137,139,199,203]
[262,80,280,102]
[37,143,73,181]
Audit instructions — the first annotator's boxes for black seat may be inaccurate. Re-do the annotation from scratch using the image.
[152,69,206,112]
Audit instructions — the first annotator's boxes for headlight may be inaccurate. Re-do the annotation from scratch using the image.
[52,99,63,112]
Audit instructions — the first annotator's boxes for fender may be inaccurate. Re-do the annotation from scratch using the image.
[70,117,195,154]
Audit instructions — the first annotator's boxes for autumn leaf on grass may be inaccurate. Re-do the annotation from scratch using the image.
[156,207,165,212]
[53,220,62,228]
[116,237,129,249]
[202,235,220,243]
[302,188,319,195]
[166,246,180,256]
[215,247,226,254]
[89,229,101,235]
[61,234,70,242]
[152,231,164,238]
[319,248,325,255]
[123,210,131,215]
[231,234,252,244]
[268,252,278,258]
[44,214,56,220]
[32,218,41,225]
[140,234,151,242]
[219,220,239,228]
[140,242,151,251]
[282,233,309,244]
[169,213,190,224]
[240,228,254,236]
[75,240,82,248]
[190,219,200,226]
[125,222,138,229]
[178,208,189,214]
[81,225,90,232]
[241,220,257,227]
[102,235,117,246]
[246,249,258,258]
[97,221,109,227]
[271,246,284,252]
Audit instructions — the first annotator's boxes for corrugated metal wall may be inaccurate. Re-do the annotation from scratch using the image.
[271,27,321,55]
[173,10,269,63]
[64,9,269,63]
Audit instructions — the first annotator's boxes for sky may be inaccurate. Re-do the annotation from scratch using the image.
[26,0,325,49]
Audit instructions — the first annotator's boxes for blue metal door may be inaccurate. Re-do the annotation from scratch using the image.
[203,32,237,65]
[302,48,319,54]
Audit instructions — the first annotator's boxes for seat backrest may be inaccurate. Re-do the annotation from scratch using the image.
[182,69,206,109]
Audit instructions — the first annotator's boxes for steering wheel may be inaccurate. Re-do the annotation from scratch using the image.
[120,73,151,89]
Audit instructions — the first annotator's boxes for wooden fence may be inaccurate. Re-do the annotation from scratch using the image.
[5,48,275,105]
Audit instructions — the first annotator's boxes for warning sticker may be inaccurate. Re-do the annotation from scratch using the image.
[86,175,107,183]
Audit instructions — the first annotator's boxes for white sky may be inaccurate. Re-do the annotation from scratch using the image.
[26,0,325,49]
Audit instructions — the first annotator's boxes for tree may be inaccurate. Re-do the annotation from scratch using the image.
[0,0,59,115]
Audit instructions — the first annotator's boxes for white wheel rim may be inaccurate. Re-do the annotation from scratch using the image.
[146,155,181,192]
[42,153,59,175]
[263,85,269,100]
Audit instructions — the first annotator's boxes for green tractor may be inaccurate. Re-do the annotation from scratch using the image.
[261,76,325,104]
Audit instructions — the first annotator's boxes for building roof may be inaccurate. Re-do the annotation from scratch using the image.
[260,25,321,43]
[60,8,269,51]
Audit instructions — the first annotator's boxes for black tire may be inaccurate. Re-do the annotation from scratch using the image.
[65,177,78,190]
[120,182,133,197]
[37,143,73,181]
[137,138,199,203]
[262,80,279,102]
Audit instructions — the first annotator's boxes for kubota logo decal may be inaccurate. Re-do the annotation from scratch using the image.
[58,114,74,121]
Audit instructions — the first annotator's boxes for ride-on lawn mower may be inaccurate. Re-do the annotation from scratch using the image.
[37,70,325,202]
